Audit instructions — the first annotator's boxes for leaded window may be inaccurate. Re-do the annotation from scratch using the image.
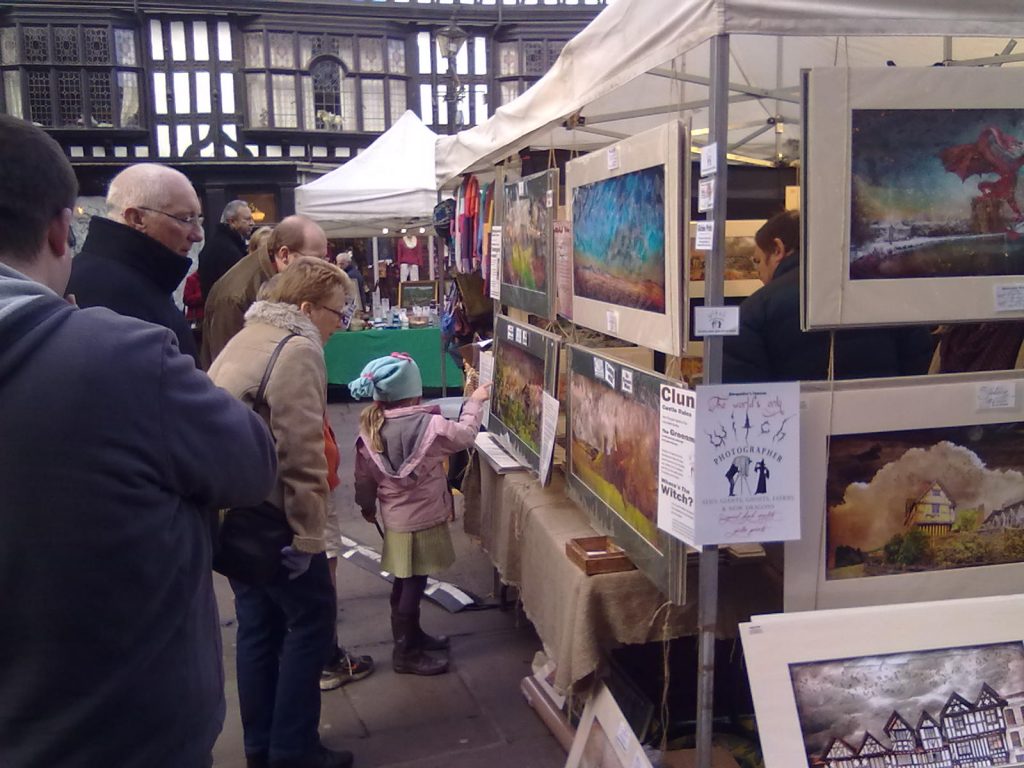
[0,24,143,129]
[494,37,568,107]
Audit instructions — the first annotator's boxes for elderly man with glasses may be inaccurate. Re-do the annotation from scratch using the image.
[68,163,206,363]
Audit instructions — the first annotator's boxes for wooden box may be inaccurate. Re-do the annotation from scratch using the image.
[566,536,636,576]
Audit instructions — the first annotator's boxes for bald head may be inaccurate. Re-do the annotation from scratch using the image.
[268,215,328,272]
[106,164,204,257]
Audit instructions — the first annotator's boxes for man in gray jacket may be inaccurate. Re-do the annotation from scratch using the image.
[0,115,278,768]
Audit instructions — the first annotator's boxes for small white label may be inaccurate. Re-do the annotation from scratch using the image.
[538,392,559,487]
[621,369,634,394]
[520,329,529,346]
[606,310,619,334]
[546,189,554,208]
[615,722,633,753]
[506,324,515,340]
[607,146,619,171]
[995,283,1024,312]
[518,181,525,195]
[593,357,605,379]
[695,221,714,251]
[489,228,502,300]
[604,361,616,388]
[700,143,718,177]
[698,177,715,212]
[694,305,740,336]
[977,382,1016,410]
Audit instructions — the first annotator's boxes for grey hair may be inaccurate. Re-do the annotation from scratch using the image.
[221,199,250,224]
[105,164,188,223]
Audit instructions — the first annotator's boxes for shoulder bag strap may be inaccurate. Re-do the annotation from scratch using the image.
[254,332,298,410]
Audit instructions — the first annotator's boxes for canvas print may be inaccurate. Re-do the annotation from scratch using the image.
[825,421,1024,581]
[850,109,1024,280]
[572,165,667,313]
[789,641,1024,768]
[493,341,545,453]
[397,280,438,309]
[689,225,761,281]
[569,356,661,548]
[503,170,554,292]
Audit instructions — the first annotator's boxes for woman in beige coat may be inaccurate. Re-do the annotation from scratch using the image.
[209,256,356,768]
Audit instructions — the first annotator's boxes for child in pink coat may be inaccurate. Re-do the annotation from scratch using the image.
[350,353,491,675]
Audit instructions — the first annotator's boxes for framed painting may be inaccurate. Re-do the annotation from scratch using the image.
[740,594,1024,768]
[567,120,689,354]
[688,219,764,284]
[396,280,439,309]
[487,314,560,478]
[566,344,687,603]
[804,67,1024,328]
[501,168,558,318]
[566,683,652,768]
[786,371,1024,612]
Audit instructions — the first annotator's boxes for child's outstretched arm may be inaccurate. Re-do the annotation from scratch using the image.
[429,383,492,454]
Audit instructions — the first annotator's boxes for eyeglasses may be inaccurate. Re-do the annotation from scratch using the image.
[319,303,355,328]
[138,206,204,228]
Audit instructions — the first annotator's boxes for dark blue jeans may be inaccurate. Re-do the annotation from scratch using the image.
[231,553,336,761]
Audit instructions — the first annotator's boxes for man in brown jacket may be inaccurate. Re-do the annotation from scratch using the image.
[200,214,328,368]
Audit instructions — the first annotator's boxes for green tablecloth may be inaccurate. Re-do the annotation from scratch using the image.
[324,326,464,390]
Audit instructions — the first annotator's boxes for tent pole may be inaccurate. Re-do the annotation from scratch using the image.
[696,32,729,768]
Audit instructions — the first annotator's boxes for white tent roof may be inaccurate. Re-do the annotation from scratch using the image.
[296,110,438,237]
[436,0,1024,184]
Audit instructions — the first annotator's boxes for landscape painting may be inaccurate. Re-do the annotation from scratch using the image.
[789,641,1024,768]
[850,108,1024,280]
[492,340,545,454]
[503,169,554,292]
[689,221,762,281]
[825,421,1024,580]
[572,165,667,313]
[569,353,662,549]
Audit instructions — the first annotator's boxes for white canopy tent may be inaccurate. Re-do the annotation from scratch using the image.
[435,0,1024,184]
[296,110,439,238]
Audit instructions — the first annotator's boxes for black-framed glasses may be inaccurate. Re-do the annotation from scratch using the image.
[319,303,355,328]
[138,206,204,228]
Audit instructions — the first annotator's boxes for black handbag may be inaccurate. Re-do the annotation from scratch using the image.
[212,334,297,586]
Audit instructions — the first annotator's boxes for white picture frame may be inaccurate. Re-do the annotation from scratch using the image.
[803,67,1024,329]
[566,682,653,768]
[740,594,1024,768]
[567,120,689,355]
[786,371,1024,612]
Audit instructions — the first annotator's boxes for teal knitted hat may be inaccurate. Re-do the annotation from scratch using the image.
[349,352,423,402]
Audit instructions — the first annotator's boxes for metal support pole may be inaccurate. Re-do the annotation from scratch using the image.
[696,32,729,768]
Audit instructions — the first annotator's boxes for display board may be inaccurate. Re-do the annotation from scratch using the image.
[566,683,652,768]
[786,371,1024,612]
[566,344,685,601]
[501,168,558,318]
[487,314,560,477]
[804,67,1024,328]
[741,594,1024,768]
[567,120,688,354]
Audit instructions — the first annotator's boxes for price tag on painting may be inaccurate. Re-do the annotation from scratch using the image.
[489,227,502,300]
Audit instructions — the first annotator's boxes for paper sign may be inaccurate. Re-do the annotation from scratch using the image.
[694,305,740,336]
[554,221,572,318]
[615,721,633,753]
[506,323,515,340]
[593,357,605,380]
[606,310,619,335]
[489,227,502,300]
[603,360,616,388]
[545,189,554,208]
[538,391,559,486]
[698,177,715,212]
[657,384,698,545]
[607,146,619,171]
[977,381,1016,410]
[700,143,718,177]
[692,382,801,546]
[995,283,1024,312]
[621,369,633,394]
[478,351,494,428]
[695,221,714,251]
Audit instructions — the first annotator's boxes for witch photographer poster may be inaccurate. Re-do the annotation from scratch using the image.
[693,383,801,545]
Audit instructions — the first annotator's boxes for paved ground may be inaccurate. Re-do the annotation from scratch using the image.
[212,401,565,768]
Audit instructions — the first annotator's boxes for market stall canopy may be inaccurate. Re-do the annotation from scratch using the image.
[435,0,1024,185]
[296,110,438,237]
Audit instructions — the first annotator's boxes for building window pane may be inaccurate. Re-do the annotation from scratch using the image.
[337,37,354,70]
[217,23,232,61]
[268,33,294,68]
[54,27,79,64]
[153,71,168,114]
[244,32,264,67]
[312,59,343,130]
[84,28,109,65]
[3,70,23,118]
[361,78,385,131]
[28,71,52,124]
[169,21,187,61]
[500,81,519,105]
[220,71,235,113]
[389,79,406,122]
[149,20,164,61]
[118,71,140,127]
[473,83,488,123]
[173,71,190,113]
[474,37,488,74]
[387,39,406,73]
[195,71,212,113]
[89,71,112,126]
[341,78,357,131]
[419,83,433,124]
[271,73,297,127]
[57,70,82,126]
[24,27,50,64]
[246,73,268,126]
[192,22,209,61]
[417,32,432,75]
[301,74,314,130]
[522,41,545,74]
[547,40,564,64]
[359,37,384,73]
[114,28,137,66]
[157,124,171,156]
[177,124,192,155]
[0,28,17,65]
[498,42,517,75]
[299,35,315,68]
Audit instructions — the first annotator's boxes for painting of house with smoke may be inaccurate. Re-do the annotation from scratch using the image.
[825,422,1024,580]
[791,642,1024,768]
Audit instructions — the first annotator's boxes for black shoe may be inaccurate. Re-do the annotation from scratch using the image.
[416,630,450,652]
[391,612,449,675]
[320,649,375,691]
[269,745,353,768]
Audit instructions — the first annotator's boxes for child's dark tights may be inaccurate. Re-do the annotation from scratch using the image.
[391,575,427,615]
